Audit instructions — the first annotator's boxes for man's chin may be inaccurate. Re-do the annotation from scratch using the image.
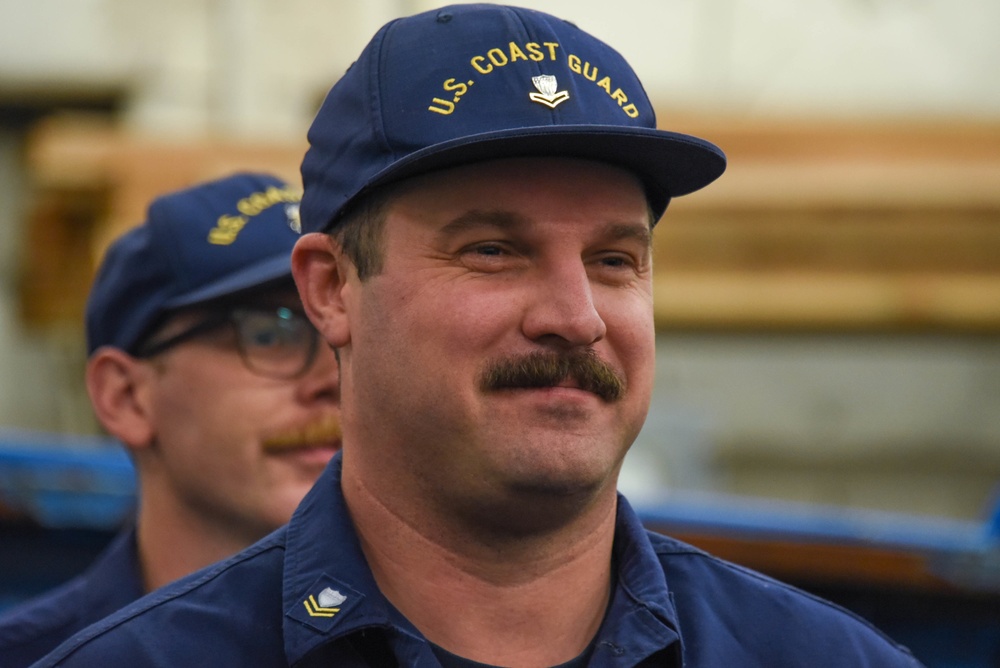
[462,482,615,537]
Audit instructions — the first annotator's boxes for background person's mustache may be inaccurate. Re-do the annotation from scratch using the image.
[479,349,625,402]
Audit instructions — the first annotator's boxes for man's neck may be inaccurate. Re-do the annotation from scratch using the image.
[343,472,619,667]
[134,490,261,593]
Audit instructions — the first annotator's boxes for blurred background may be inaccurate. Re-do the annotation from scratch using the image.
[0,1,999,662]
[1,0,997,516]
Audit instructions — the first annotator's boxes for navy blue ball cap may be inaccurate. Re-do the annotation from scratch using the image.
[85,172,303,355]
[300,3,726,233]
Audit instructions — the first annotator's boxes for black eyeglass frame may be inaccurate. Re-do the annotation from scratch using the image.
[134,307,320,380]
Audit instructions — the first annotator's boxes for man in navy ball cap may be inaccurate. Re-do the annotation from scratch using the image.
[34,6,922,667]
[0,173,341,667]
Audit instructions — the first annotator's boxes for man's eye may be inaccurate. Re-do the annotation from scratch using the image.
[248,326,282,347]
[471,243,505,256]
[596,253,636,269]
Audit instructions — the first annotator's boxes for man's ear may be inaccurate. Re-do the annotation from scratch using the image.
[85,348,156,452]
[292,232,352,348]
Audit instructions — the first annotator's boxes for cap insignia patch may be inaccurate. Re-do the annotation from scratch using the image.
[285,202,302,234]
[528,74,570,109]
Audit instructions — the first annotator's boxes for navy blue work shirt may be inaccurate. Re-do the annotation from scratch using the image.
[32,455,923,667]
[0,527,143,667]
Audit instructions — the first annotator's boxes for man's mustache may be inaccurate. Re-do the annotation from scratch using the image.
[262,415,342,453]
[479,350,625,402]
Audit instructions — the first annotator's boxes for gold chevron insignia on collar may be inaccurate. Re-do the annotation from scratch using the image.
[303,587,347,617]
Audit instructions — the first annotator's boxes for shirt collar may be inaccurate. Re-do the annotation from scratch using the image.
[281,454,682,666]
[281,454,421,663]
[86,526,146,613]
[595,494,683,665]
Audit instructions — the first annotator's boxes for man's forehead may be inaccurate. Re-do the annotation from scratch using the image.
[435,209,653,245]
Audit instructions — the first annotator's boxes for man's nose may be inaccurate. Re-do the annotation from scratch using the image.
[520,260,607,348]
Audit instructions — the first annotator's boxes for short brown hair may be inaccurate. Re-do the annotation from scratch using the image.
[328,188,395,281]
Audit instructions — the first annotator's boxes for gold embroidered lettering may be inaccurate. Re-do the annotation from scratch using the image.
[487,48,508,67]
[428,98,456,115]
[237,193,264,216]
[443,78,468,98]
[565,53,643,119]
[471,56,492,74]
[429,77,474,115]
[235,186,298,217]
[208,214,247,245]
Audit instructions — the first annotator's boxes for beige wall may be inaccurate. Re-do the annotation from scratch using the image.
[2,0,998,136]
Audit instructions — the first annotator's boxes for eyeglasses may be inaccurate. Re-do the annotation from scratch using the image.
[136,307,320,380]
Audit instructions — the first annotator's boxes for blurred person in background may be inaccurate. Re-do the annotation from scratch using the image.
[0,173,341,666]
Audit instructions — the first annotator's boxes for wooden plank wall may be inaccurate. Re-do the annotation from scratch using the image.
[654,117,1000,332]
[18,114,1000,333]
[20,115,306,327]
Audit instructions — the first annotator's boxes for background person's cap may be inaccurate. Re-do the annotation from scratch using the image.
[85,172,302,355]
[300,3,726,234]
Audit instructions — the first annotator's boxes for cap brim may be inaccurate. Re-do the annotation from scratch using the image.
[164,254,295,310]
[361,125,726,220]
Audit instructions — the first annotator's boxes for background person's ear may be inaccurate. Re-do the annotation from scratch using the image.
[291,233,352,349]
[85,347,156,452]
